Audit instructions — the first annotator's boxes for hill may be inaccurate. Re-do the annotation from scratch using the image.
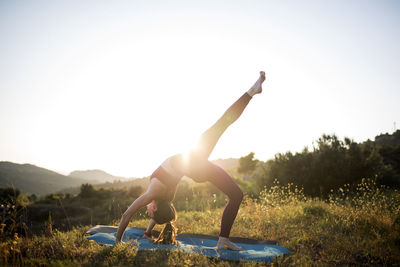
[69,169,126,183]
[375,129,400,147]
[0,162,90,196]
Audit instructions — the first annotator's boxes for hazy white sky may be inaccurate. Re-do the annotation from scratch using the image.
[1,0,399,177]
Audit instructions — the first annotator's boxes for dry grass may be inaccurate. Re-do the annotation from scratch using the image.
[1,179,399,266]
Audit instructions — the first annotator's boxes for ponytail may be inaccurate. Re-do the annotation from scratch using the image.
[154,221,178,244]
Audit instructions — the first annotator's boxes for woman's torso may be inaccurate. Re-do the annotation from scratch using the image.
[150,154,185,200]
[161,154,185,178]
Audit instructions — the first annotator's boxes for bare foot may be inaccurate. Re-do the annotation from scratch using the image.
[247,71,266,96]
[216,236,243,251]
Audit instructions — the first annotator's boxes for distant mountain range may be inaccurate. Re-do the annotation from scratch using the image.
[69,169,126,183]
[0,158,239,196]
[0,162,91,196]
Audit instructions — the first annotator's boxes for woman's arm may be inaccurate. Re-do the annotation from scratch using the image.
[115,178,166,244]
[166,186,178,201]
[143,218,157,239]
[115,193,153,243]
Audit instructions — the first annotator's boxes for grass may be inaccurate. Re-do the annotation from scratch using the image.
[1,179,400,266]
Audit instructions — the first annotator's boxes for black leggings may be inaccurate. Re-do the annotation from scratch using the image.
[184,92,252,237]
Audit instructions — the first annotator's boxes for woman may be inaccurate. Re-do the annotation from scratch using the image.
[116,71,265,250]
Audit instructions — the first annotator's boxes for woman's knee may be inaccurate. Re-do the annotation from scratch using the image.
[230,188,244,204]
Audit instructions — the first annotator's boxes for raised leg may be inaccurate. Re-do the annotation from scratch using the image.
[183,71,265,249]
[195,71,265,158]
[196,93,252,158]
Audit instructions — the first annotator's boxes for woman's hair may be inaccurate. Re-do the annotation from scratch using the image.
[153,201,178,244]
[154,221,178,244]
[153,201,176,224]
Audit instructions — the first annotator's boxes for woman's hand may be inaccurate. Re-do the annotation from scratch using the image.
[142,233,153,240]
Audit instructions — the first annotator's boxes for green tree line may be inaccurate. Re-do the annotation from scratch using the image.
[242,131,400,197]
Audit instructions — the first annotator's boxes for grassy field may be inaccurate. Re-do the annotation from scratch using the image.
[1,179,400,266]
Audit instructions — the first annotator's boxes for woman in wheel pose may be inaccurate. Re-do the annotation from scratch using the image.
[116,71,266,250]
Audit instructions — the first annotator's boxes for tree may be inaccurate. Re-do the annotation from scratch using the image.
[0,187,20,204]
[127,186,144,198]
[238,152,259,176]
[79,183,96,198]
[256,134,388,197]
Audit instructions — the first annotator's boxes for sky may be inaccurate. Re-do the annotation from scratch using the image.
[0,0,399,177]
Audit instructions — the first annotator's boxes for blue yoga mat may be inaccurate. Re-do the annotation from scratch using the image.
[86,225,290,264]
